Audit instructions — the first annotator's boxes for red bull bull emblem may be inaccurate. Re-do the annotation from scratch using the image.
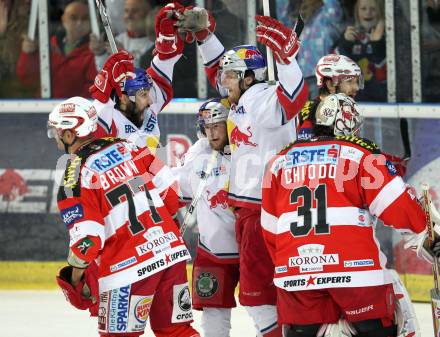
[230,126,257,148]
[244,49,259,59]
[206,189,229,209]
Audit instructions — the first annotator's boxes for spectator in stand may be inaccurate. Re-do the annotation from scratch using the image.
[336,0,387,102]
[16,0,96,98]
[0,0,36,97]
[89,0,157,70]
[422,0,440,102]
[276,0,344,99]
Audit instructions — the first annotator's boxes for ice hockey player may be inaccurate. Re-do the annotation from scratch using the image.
[49,96,200,337]
[261,93,440,337]
[89,3,185,149]
[298,54,406,175]
[177,9,308,336]
[298,54,420,335]
[172,98,240,337]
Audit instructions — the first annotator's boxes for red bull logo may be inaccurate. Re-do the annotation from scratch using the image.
[206,189,229,209]
[0,169,28,201]
[244,49,259,59]
[230,126,257,148]
[236,48,259,60]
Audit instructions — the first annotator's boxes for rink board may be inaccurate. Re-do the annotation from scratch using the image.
[1,101,440,303]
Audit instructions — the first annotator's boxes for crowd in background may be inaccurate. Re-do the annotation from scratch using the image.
[0,0,439,101]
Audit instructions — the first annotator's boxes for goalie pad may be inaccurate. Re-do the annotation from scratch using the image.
[388,269,421,337]
[317,319,356,337]
[56,263,99,316]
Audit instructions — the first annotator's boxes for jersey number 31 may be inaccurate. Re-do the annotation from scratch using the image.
[290,184,329,237]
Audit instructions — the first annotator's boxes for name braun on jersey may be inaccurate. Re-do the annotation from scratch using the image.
[84,159,140,190]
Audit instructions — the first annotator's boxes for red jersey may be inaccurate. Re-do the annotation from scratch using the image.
[57,138,189,292]
[261,136,426,292]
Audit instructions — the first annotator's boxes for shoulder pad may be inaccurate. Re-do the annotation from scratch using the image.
[59,138,119,200]
[334,135,381,153]
[277,141,296,155]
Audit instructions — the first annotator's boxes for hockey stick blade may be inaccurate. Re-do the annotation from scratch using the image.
[400,118,411,161]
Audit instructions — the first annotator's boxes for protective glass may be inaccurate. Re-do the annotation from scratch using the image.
[219,70,240,87]
[47,123,59,139]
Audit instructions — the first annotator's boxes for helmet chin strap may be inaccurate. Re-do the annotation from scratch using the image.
[61,135,77,154]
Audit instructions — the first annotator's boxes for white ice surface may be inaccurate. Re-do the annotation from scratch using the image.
[0,290,434,337]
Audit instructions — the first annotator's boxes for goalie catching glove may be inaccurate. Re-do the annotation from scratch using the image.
[256,15,300,65]
[55,262,99,316]
[89,50,135,103]
[175,6,216,43]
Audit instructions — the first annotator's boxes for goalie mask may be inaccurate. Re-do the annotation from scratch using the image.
[47,96,98,139]
[315,93,363,136]
[219,45,267,83]
[197,97,230,137]
[315,54,364,89]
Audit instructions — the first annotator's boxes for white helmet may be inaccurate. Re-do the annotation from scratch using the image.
[47,97,98,138]
[315,54,364,89]
[315,93,363,136]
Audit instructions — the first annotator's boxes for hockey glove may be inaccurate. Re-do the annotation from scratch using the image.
[89,50,135,103]
[256,15,300,65]
[56,263,99,316]
[154,3,184,60]
[175,6,216,43]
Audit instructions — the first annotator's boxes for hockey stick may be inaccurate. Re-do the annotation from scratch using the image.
[262,0,275,84]
[95,0,118,54]
[400,118,411,161]
[421,183,440,336]
[88,0,100,37]
[180,150,219,236]
[27,0,38,40]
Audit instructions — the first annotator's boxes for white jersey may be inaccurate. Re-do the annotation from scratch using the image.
[172,138,239,263]
[93,54,179,149]
[198,35,309,209]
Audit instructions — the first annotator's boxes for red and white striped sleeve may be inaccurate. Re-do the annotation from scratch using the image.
[147,54,181,113]
[275,60,309,123]
[261,156,283,262]
[360,152,426,234]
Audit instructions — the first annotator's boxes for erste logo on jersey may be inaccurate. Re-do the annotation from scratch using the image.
[285,145,340,168]
[87,143,132,173]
